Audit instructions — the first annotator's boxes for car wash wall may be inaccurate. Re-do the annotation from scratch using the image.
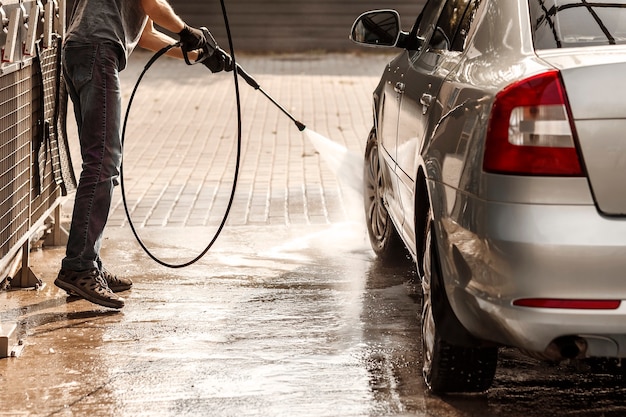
[170,0,425,52]
[0,0,76,290]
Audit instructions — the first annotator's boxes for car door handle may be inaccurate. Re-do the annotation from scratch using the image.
[420,93,434,107]
[394,82,405,94]
[420,93,434,114]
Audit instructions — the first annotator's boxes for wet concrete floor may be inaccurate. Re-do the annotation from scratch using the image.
[2,52,626,416]
[3,224,626,416]
[0,223,422,416]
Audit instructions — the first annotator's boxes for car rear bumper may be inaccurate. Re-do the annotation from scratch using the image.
[461,289,626,358]
[441,196,626,357]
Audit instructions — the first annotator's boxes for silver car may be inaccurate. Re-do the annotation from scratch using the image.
[351,0,626,393]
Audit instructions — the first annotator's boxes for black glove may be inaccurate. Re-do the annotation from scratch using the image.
[201,48,233,73]
[178,25,207,52]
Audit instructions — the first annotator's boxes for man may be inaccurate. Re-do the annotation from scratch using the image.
[54,0,228,309]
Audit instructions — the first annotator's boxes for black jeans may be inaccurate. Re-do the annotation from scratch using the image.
[62,42,123,271]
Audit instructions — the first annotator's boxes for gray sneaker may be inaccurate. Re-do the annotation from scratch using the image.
[54,269,125,309]
[101,268,132,292]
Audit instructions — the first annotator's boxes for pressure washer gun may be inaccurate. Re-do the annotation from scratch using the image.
[182,27,306,131]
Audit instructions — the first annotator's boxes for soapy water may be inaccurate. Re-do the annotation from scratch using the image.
[303,128,364,197]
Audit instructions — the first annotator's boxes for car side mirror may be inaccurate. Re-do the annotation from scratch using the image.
[350,10,402,47]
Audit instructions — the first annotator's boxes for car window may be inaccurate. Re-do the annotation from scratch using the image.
[429,0,478,51]
[529,0,626,49]
[450,0,481,51]
[410,0,447,42]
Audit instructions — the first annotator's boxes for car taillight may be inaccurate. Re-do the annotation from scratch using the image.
[483,70,583,176]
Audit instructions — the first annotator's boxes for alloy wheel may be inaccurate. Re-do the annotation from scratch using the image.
[364,142,388,242]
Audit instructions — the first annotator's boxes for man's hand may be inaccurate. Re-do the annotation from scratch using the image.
[178,25,207,51]
[201,48,233,73]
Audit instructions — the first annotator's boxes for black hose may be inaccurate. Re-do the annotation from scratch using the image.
[120,0,241,268]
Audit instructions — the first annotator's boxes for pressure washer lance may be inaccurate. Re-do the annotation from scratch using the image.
[188,28,306,132]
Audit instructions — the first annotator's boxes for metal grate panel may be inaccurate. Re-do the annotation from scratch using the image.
[0,0,71,287]
[0,67,34,259]
[31,39,64,225]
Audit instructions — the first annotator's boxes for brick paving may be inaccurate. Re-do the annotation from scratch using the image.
[71,51,393,229]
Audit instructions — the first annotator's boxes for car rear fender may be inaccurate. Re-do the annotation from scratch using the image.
[416,167,485,347]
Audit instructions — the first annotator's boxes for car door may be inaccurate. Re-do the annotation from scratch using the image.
[382,0,447,228]
[395,0,481,250]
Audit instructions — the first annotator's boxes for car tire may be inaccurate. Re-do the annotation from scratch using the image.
[422,218,498,394]
[363,129,409,265]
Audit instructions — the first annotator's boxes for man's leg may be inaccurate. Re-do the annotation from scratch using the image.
[56,42,125,309]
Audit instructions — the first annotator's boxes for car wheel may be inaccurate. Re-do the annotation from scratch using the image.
[422,218,498,393]
[363,129,408,264]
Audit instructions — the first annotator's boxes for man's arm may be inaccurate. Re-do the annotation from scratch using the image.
[138,19,190,59]
[140,0,184,33]
[138,0,228,72]
[139,0,205,57]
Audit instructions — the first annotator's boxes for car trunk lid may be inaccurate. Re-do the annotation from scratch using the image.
[540,49,626,215]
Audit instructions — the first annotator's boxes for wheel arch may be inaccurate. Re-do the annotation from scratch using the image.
[415,166,487,348]
[415,168,430,278]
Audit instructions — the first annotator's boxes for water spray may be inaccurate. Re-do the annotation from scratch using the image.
[221,49,363,194]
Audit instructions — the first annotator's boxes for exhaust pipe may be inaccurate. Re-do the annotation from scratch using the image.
[545,336,588,361]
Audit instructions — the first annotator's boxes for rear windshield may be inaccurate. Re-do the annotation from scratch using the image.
[529,0,626,49]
